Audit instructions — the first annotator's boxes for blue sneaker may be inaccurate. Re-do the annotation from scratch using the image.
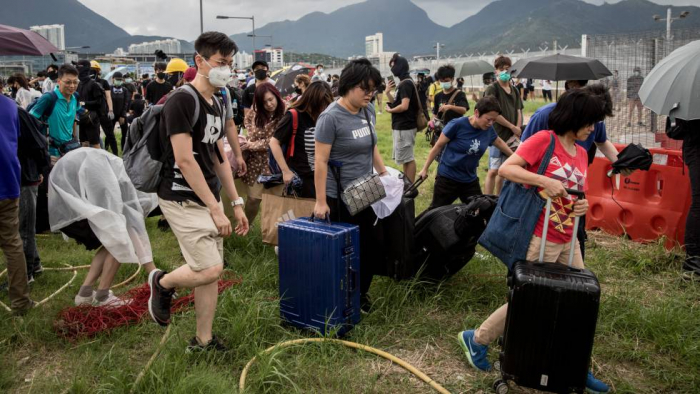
[458,330,491,372]
[586,371,610,394]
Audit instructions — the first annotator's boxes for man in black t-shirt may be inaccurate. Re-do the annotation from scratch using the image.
[432,65,469,126]
[147,32,248,352]
[110,72,131,153]
[384,54,420,182]
[76,60,105,149]
[90,62,120,154]
[242,60,271,118]
[145,62,173,106]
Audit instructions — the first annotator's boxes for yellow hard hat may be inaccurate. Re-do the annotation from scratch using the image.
[166,58,188,74]
[90,60,101,71]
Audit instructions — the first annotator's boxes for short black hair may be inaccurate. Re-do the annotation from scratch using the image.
[436,65,456,80]
[47,64,59,72]
[134,93,143,100]
[252,60,269,71]
[142,73,150,79]
[57,64,78,78]
[154,62,167,72]
[36,70,47,78]
[332,74,340,79]
[583,83,613,118]
[475,96,501,116]
[194,31,238,59]
[338,58,383,97]
[548,89,605,136]
[316,64,324,68]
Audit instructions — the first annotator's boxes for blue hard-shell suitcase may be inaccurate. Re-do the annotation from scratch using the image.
[277,217,361,336]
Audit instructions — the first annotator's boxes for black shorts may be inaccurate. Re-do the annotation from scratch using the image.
[79,117,101,145]
[61,219,102,251]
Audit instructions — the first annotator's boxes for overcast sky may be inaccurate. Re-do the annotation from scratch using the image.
[78,0,699,41]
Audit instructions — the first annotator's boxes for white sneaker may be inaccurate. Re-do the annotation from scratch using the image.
[93,291,131,308]
[74,292,95,306]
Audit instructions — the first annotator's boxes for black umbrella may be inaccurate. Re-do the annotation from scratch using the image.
[511,54,612,81]
[607,144,653,177]
[273,64,312,97]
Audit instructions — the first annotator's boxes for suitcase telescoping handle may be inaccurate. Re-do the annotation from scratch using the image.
[309,213,332,224]
[403,177,425,197]
[538,188,585,267]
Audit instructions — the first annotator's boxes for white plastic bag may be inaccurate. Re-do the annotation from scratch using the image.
[371,167,404,220]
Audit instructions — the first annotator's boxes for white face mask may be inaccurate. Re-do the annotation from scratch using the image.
[199,57,232,88]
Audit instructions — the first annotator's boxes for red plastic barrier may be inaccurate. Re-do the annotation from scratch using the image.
[586,144,691,250]
[654,132,684,150]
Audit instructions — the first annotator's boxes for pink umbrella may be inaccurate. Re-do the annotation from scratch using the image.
[0,24,60,56]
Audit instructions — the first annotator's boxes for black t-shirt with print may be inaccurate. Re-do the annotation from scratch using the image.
[273,110,316,179]
[157,87,225,205]
[146,80,173,104]
[433,90,469,125]
[243,83,256,109]
[390,78,419,130]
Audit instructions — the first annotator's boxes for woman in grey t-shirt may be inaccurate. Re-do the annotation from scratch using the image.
[314,59,387,313]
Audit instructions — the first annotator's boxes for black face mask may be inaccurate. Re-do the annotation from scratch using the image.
[157,72,166,80]
[294,87,302,95]
[47,71,58,80]
[255,69,267,81]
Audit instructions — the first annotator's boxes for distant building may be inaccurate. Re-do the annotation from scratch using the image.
[30,24,65,50]
[113,48,126,56]
[254,47,284,69]
[366,33,383,58]
[234,51,253,69]
[128,39,181,55]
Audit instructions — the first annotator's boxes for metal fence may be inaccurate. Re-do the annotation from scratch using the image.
[583,27,700,149]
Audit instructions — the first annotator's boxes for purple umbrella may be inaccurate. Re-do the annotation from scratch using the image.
[0,24,60,56]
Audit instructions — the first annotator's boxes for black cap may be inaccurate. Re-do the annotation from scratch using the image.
[113,71,123,78]
[252,60,268,70]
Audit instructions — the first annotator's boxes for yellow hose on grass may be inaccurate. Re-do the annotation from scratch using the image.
[239,338,451,394]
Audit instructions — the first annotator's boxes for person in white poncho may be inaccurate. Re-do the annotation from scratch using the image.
[48,148,158,307]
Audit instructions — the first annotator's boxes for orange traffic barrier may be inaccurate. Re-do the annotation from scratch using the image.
[586,144,691,250]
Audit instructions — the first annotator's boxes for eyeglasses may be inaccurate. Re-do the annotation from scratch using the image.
[207,58,234,69]
[61,80,79,86]
[355,86,376,96]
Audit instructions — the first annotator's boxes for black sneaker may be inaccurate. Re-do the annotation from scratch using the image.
[186,334,229,353]
[33,264,44,277]
[148,269,174,327]
[157,218,170,231]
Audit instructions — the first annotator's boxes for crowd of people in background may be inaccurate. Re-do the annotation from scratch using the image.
[1,29,698,393]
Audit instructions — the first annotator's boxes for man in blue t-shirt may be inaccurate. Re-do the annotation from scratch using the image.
[522,83,625,167]
[29,64,81,158]
[0,94,33,315]
[419,96,513,210]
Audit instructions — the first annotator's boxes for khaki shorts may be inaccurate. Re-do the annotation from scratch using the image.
[158,198,224,272]
[392,128,417,164]
[526,236,584,268]
[235,179,264,200]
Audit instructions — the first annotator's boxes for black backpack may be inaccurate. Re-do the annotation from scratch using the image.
[17,106,50,184]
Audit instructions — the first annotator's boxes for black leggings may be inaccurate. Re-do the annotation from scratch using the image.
[327,197,379,300]
[684,143,700,258]
[542,90,552,102]
[99,115,119,155]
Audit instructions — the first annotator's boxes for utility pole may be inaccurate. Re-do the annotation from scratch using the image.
[200,0,204,34]
[433,42,445,61]
[654,8,691,42]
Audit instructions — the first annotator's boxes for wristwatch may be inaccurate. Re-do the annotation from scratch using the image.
[231,197,245,207]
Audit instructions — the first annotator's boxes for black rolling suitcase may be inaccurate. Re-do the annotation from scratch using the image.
[375,177,423,280]
[496,192,601,394]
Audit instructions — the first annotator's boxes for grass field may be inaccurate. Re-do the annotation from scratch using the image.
[1,99,699,394]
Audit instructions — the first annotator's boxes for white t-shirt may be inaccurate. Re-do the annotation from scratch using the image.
[42,78,56,94]
[15,87,42,109]
[541,80,552,90]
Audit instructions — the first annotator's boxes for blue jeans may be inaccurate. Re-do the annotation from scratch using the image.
[19,185,41,275]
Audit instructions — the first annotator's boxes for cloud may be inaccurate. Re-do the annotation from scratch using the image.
[77,0,691,41]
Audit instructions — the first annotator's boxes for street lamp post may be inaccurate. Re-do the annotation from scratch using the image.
[433,42,445,61]
[654,8,691,41]
[248,34,273,48]
[217,15,255,50]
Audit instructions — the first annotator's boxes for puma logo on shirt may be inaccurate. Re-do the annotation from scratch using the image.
[351,126,372,139]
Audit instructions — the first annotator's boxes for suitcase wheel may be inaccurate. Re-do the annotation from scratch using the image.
[493,379,509,394]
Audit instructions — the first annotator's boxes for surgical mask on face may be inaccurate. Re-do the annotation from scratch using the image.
[200,58,232,88]
[498,71,511,82]
[440,82,452,91]
[294,86,302,95]
[47,71,58,80]
[255,69,267,81]
[318,68,324,73]
[125,78,133,83]
[114,80,123,87]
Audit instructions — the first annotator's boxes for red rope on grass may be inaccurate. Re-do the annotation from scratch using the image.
[54,278,241,340]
